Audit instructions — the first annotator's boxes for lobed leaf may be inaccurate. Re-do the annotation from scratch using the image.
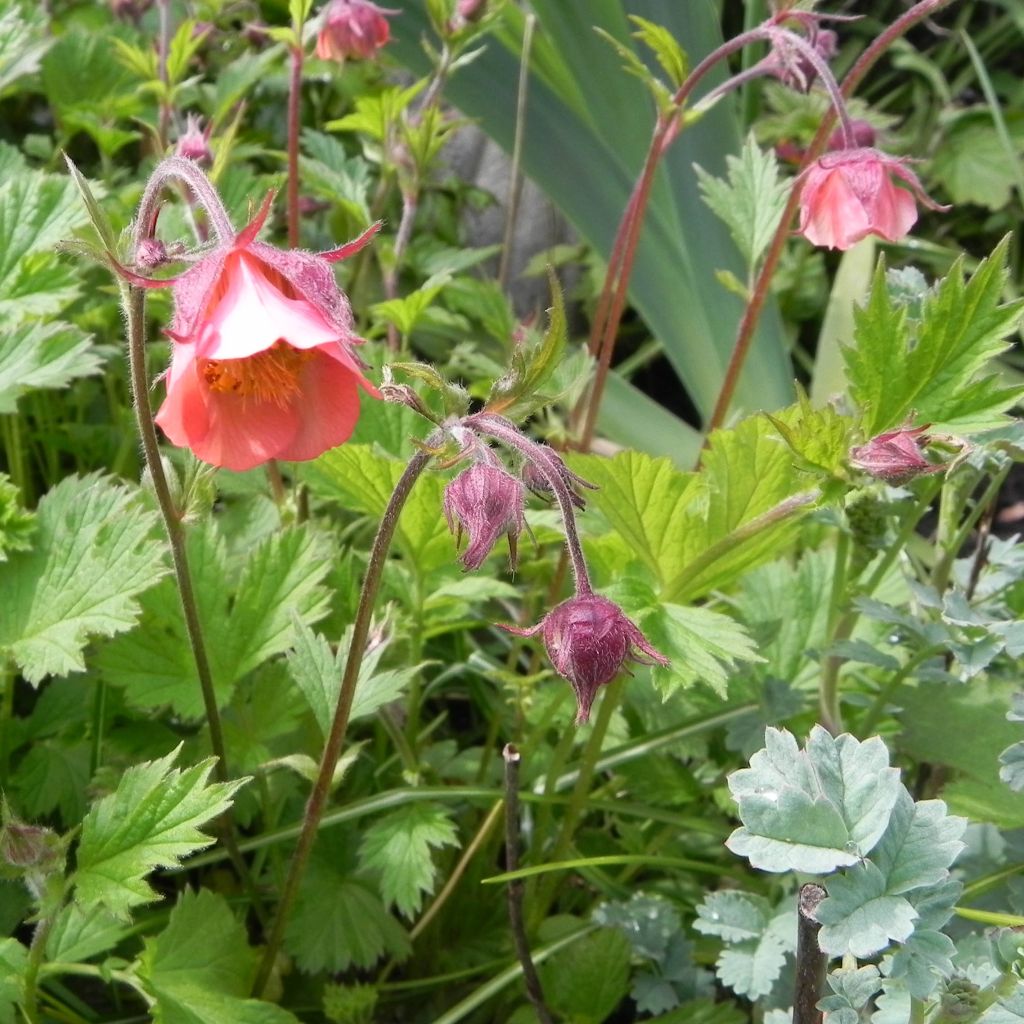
[73,747,245,917]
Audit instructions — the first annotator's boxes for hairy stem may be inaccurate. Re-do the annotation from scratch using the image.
[503,745,554,1024]
[134,156,234,245]
[21,910,57,1024]
[704,0,959,437]
[253,442,439,995]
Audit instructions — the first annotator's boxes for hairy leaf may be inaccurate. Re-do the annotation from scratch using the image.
[0,320,103,413]
[0,474,167,684]
[73,747,245,917]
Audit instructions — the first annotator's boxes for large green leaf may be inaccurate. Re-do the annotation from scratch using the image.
[0,320,103,412]
[389,0,793,438]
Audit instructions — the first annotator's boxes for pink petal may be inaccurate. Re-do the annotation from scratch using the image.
[801,170,871,250]
[155,355,209,451]
[868,182,918,242]
[273,349,362,462]
[200,252,343,360]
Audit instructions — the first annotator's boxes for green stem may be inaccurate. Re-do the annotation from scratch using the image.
[88,678,106,778]
[22,910,57,1024]
[252,442,439,996]
[819,529,852,734]
[0,662,13,788]
[859,643,945,737]
[531,677,624,924]
[286,43,304,250]
[2,414,28,506]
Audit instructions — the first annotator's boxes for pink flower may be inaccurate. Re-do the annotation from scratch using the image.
[504,593,668,724]
[849,425,944,485]
[798,148,944,251]
[315,0,398,61]
[144,196,380,471]
[444,462,525,571]
[175,114,212,165]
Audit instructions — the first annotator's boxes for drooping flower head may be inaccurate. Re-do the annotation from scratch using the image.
[126,186,381,472]
[504,593,669,724]
[849,424,944,485]
[798,148,946,251]
[444,461,526,571]
[316,0,398,62]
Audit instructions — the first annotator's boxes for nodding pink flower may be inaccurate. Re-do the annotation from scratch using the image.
[443,462,526,571]
[315,0,398,62]
[849,425,944,485]
[175,114,212,165]
[504,594,669,724]
[798,147,946,251]
[131,195,381,472]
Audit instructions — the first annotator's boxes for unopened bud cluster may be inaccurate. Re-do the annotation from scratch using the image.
[439,414,667,723]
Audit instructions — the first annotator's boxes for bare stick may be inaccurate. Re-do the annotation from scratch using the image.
[794,883,828,1024]
[503,744,554,1024]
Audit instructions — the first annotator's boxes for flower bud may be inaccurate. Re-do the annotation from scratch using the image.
[504,593,669,724]
[767,27,837,92]
[827,119,876,152]
[135,238,169,270]
[849,425,944,485]
[521,449,595,511]
[315,0,399,62]
[444,462,525,571]
[175,114,212,165]
[457,0,487,22]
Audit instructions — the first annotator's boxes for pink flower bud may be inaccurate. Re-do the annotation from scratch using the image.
[505,593,668,724]
[110,0,153,23]
[443,462,526,571]
[767,26,837,92]
[315,0,399,62]
[457,0,487,22]
[849,425,944,485]
[798,147,947,251]
[175,114,212,165]
[827,119,876,152]
[0,821,59,870]
[136,238,169,270]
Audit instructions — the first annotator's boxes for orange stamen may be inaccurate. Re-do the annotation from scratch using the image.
[201,342,312,407]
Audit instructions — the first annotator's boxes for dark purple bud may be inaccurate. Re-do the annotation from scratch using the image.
[827,119,876,152]
[0,821,59,870]
[110,0,153,23]
[504,593,668,724]
[444,462,526,571]
[521,448,596,511]
[849,425,943,485]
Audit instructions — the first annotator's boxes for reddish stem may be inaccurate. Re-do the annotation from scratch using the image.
[702,0,958,441]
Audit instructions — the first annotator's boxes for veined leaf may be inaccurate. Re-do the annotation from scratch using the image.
[358,803,460,918]
[73,747,245,917]
[140,890,299,1024]
[726,726,901,874]
[540,928,631,1024]
[0,939,26,1024]
[0,5,50,95]
[0,474,33,564]
[98,522,332,717]
[0,474,167,685]
[0,320,103,412]
[844,240,1024,434]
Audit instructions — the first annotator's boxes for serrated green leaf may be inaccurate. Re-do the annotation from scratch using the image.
[285,831,410,973]
[46,904,129,964]
[303,445,451,572]
[540,927,631,1024]
[884,929,957,999]
[0,170,90,323]
[930,111,1024,211]
[73,747,245,917]
[99,522,331,717]
[0,5,50,94]
[726,726,901,873]
[629,16,688,86]
[817,790,965,957]
[141,890,299,1024]
[637,602,762,699]
[820,965,882,1017]
[0,320,103,412]
[10,739,89,823]
[371,274,450,336]
[845,242,1024,434]
[358,803,460,918]
[287,618,419,739]
[0,474,167,684]
[0,474,33,563]
[695,134,788,268]
[0,939,26,1024]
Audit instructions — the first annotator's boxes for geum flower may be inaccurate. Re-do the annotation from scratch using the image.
[849,424,944,485]
[798,147,946,251]
[125,194,380,471]
[316,0,398,61]
[444,462,525,571]
[504,593,668,724]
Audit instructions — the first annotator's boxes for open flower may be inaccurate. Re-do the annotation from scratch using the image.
[504,593,668,724]
[316,0,398,61]
[143,196,380,471]
[798,148,945,251]
[444,462,525,571]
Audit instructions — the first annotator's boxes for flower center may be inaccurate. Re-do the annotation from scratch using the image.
[201,342,312,407]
